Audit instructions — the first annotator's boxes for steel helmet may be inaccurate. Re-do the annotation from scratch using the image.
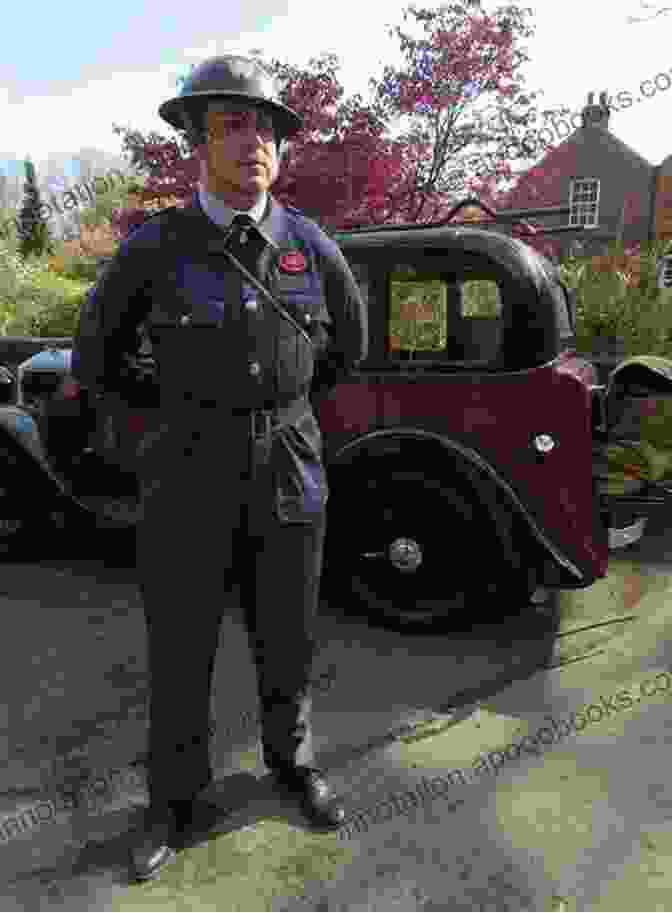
[158,55,303,143]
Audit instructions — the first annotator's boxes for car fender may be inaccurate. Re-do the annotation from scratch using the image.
[0,405,141,528]
[0,407,91,507]
[329,427,585,585]
[0,407,61,476]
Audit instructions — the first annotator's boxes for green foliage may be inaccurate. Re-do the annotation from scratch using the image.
[57,253,102,283]
[0,208,18,245]
[77,174,139,231]
[123,176,147,196]
[0,237,87,336]
[16,159,56,260]
[558,239,672,358]
[636,395,672,459]
[25,273,87,336]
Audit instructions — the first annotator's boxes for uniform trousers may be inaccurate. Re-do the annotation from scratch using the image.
[135,419,325,808]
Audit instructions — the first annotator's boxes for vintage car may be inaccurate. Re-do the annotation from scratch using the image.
[0,338,144,550]
[2,205,672,627]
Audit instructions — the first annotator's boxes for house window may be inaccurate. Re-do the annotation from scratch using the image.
[569,179,600,228]
[657,255,672,290]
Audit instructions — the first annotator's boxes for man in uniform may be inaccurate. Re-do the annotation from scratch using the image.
[72,55,367,882]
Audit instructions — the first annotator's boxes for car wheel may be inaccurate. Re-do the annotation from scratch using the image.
[326,467,530,630]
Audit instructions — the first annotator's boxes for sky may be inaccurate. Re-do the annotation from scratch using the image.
[1,0,670,187]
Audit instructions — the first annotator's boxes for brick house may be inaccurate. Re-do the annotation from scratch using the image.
[503,91,672,259]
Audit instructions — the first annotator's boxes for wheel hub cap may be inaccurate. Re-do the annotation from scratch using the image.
[388,537,422,572]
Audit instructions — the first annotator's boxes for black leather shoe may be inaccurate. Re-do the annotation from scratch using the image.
[271,766,345,830]
[169,798,227,846]
[129,806,178,882]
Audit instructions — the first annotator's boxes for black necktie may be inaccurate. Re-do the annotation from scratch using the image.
[231,213,257,245]
[228,213,267,278]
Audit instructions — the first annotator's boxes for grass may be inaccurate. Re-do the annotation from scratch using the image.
[109,821,351,912]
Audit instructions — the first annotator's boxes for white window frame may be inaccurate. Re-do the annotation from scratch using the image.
[569,178,600,228]
[657,255,672,290]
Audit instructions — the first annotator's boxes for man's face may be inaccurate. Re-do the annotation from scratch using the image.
[196,102,279,204]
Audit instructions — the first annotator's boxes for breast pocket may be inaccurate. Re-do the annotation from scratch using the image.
[175,263,240,323]
[273,290,332,397]
[273,417,329,525]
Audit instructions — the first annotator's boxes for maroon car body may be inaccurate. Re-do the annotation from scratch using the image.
[3,208,672,627]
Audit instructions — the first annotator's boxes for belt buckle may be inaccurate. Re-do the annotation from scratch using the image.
[251,409,273,441]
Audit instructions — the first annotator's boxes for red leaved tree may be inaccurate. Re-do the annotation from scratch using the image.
[110,2,576,238]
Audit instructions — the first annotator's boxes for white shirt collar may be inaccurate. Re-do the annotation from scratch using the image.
[197,185,268,230]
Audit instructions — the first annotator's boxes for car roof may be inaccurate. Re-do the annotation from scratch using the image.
[335,225,552,290]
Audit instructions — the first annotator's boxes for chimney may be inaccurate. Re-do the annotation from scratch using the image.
[581,90,610,129]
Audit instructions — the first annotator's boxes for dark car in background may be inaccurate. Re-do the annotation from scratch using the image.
[1,213,672,628]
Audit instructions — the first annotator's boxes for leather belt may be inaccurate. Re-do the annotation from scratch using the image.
[249,409,273,442]
[176,393,311,494]
[182,392,309,430]
[255,396,310,480]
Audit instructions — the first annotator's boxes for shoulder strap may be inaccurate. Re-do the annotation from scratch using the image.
[155,200,315,345]
[206,232,313,346]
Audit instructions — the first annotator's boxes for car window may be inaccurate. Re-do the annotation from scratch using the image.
[389,269,447,352]
[385,265,504,364]
[461,280,502,318]
[340,240,563,370]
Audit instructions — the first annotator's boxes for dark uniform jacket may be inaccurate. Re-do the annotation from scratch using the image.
[71,191,368,561]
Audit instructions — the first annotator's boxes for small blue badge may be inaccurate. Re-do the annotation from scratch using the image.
[13,414,34,434]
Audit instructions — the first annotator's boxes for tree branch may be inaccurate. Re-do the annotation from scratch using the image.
[627,1,671,22]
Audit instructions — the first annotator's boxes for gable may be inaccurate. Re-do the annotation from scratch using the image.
[512,130,653,199]
[654,155,672,240]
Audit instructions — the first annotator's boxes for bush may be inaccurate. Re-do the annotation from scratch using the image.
[0,239,88,336]
[0,240,50,333]
[50,252,100,283]
[559,239,672,359]
[25,273,89,337]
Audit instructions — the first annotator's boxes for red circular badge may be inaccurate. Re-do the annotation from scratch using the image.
[278,250,307,273]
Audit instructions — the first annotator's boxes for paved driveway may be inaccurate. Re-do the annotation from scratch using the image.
[0,512,670,910]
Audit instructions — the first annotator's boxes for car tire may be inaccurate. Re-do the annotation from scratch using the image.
[325,466,532,631]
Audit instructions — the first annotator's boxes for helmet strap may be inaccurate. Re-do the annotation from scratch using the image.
[275,130,289,163]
